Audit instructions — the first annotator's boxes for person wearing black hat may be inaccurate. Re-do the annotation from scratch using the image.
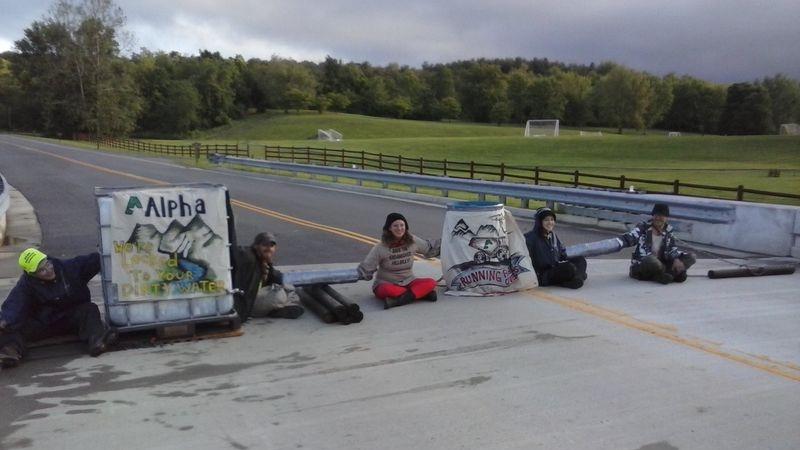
[524,208,587,289]
[619,203,696,284]
[231,232,304,320]
[357,212,440,309]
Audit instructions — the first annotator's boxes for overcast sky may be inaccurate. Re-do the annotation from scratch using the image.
[1,0,798,83]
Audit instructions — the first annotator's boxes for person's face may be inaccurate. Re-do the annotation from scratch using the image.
[542,216,556,233]
[389,219,406,240]
[257,241,277,264]
[32,259,56,281]
[652,214,667,230]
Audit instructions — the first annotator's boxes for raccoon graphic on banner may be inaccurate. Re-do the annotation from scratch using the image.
[441,203,537,296]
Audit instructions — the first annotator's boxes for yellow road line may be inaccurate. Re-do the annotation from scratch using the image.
[13,140,800,383]
[528,289,800,383]
[11,142,379,245]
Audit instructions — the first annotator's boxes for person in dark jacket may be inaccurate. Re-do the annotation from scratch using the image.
[0,248,117,369]
[524,208,587,289]
[231,232,303,321]
[619,203,696,284]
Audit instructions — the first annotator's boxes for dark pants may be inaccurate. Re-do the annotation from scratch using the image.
[540,257,587,286]
[630,253,696,282]
[0,302,106,358]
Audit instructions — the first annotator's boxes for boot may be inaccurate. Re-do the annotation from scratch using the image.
[267,305,305,319]
[654,272,674,285]
[384,290,416,309]
[89,328,118,357]
[560,278,584,289]
[422,290,438,302]
[0,345,21,369]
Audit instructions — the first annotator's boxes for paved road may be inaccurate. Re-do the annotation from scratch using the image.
[1,135,798,450]
[0,135,629,263]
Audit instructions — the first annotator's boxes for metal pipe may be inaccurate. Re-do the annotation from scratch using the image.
[309,285,351,324]
[297,287,335,323]
[282,267,361,286]
[565,237,624,259]
[319,284,362,323]
[707,265,796,279]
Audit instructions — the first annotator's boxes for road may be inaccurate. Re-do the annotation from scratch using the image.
[0,135,626,262]
[1,135,798,450]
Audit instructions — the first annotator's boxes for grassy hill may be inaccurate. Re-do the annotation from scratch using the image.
[167,111,800,203]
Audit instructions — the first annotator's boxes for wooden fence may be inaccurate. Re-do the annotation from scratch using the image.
[88,137,798,204]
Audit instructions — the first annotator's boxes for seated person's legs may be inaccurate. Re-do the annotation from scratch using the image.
[407,278,437,301]
[631,255,672,284]
[669,253,697,283]
[569,256,588,281]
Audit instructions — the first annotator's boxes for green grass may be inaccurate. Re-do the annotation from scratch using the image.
[67,111,800,204]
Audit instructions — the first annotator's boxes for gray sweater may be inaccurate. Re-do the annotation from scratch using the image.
[358,235,440,287]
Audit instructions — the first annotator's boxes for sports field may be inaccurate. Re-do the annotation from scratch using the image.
[186,111,800,203]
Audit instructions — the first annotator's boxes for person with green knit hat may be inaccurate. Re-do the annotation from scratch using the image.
[0,248,116,369]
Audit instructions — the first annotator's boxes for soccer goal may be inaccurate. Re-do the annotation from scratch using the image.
[317,129,343,141]
[524,119,559,137]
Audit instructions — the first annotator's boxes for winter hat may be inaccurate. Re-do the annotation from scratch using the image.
[252,231,277,247]
[651,203,670,216]
[383,212,408,231]
[536,207,556,222]
[19,248,47,273]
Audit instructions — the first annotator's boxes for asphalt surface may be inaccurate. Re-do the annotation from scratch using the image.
[0,134,628,263]
[1,135,799,450]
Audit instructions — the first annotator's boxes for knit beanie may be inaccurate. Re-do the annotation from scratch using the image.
[383,212,408,231]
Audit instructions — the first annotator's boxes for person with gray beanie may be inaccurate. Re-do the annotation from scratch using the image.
[231,232,304,320]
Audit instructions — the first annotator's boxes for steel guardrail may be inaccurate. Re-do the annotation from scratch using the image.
[210,155,736,224]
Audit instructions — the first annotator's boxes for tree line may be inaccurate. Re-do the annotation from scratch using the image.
[1,0,799,138]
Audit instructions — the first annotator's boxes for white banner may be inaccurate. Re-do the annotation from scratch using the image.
[109,186,231,302]
[441,206,537,296]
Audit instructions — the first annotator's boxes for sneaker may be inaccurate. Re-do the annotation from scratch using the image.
[89,329,118,357]
[267,305,305,319]
[423,290,438,302]
[655,272,674,285]
[673,272,688,283]
[0,345,21,369]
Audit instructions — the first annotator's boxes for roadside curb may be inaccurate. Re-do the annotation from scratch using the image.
[0,184,42,283]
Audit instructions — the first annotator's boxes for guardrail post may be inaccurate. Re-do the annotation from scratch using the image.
[522,198,530,208]
[673,179,680,195]
[619,175,626,190]
[737,185,744,201]
[478,192,486,201]
[573,170,579,187]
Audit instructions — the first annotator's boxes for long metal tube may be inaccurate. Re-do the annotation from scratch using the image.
[297,287,336,323]
[309,285,351,324]
[565,237,624,259]
[707,265,796,279]
[319,284,363,323]
[283,268,361,286]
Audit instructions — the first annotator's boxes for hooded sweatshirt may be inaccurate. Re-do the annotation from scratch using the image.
[523,210,567,284]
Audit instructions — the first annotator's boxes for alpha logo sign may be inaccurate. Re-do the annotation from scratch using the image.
[441,207,537,296]
[109,187,230,302]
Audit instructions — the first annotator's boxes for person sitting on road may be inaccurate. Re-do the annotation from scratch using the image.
[0,248,117,369]
[358,212,441,309]
[231,232,304,321]
[524,207,587,289]
[620,203,696,284]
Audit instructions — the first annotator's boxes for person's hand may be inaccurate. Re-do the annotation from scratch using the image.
[672,259,685,273]
[0,319,8,333]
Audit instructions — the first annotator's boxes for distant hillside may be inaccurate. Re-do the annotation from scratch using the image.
[197,111,523,141]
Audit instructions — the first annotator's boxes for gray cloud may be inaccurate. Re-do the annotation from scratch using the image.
[1,0,798,82]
